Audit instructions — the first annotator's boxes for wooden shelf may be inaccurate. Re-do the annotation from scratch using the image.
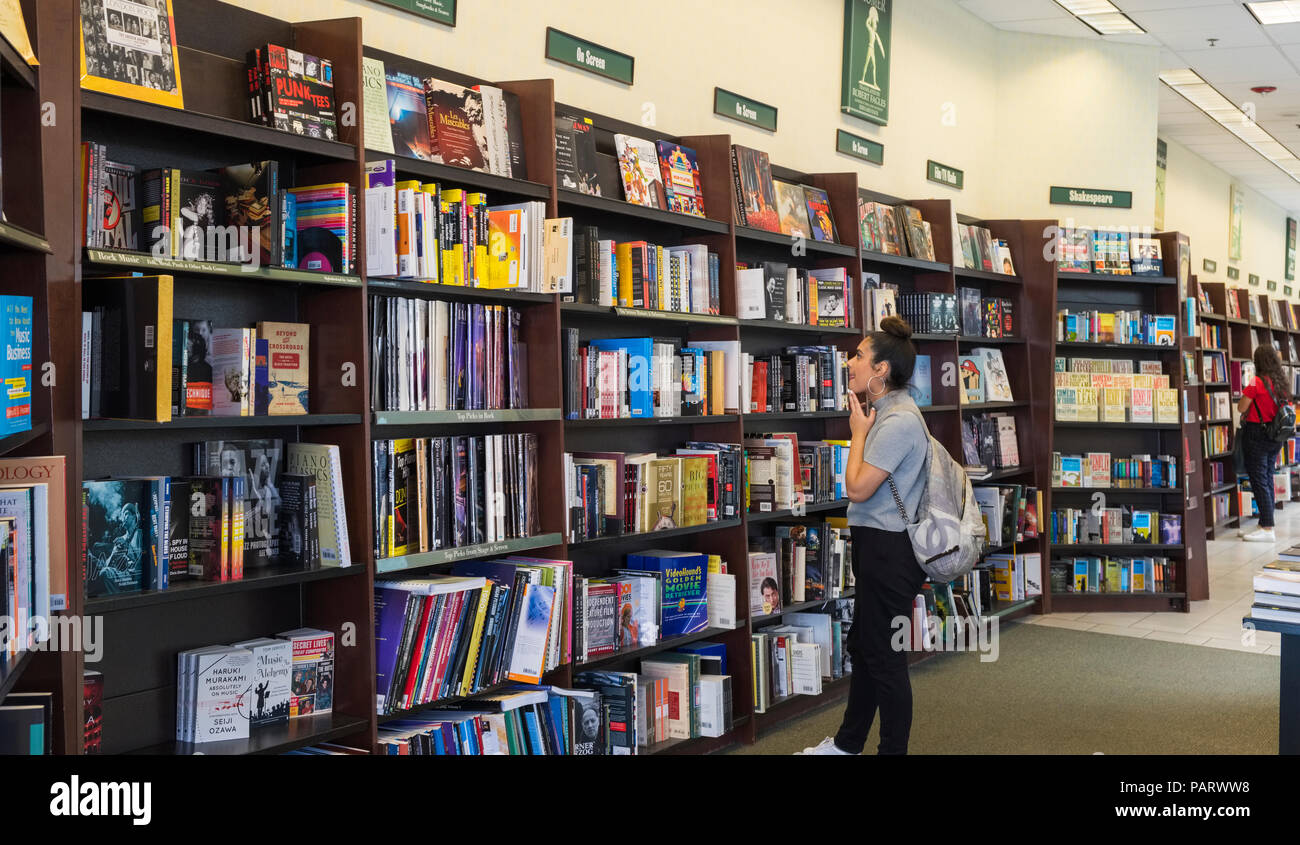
[368,278,555,303]
[752,591,854,625]
[569,519,742,549]
[735,226,855,256]
[1054,421,1181,430]
[566,415,739,427]
[1056,341,1177,351]
[966,466,1033,482]
[85,564,365,613]
[576,626,740,671]
[1052,487,1182,495]
[372,408,562,427]
[376,533,564,574]
[0,650,34,701]
[82,91,357,160]
[746,499,850,524]
[961,400,1028,411]
[861,251,950,272]
[1057,272,1177,286]
[738,319,862,335]
[1205,482,1237,496]
[559,303,739,326]
[0,32,35,89]
[1205,451,1234,460]
[954,267,1021,284]
[958,335,1024,345]
[370,150,553,199]
[1051,591,1186,600]
[131,712,370,756]
[84,248,362,287]
[986,596,1042,619]
[83,414,362,431]
[920,404,960,413]
[0,421,48,456]
[1198,313,1225,322]
[742,410,847,421]
[1049,543,1185,553]
[558,189,730,233]
[0,221,51,253]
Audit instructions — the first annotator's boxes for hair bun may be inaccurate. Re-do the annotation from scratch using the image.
[879,315,913,340]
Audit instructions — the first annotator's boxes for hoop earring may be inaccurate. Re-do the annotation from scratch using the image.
[866,375,887,397]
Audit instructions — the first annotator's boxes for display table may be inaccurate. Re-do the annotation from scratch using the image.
[1242,616,1300,754]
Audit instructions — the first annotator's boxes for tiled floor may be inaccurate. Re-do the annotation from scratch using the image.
[1021,507,1300,656]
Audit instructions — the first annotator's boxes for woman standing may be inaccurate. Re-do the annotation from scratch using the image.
[1238,344,1294,543]
[799,316,929,755]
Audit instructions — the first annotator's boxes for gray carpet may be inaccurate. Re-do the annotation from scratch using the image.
[726,622,1281,754]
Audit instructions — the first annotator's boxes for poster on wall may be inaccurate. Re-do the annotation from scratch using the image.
[1287,217,1296,281]
[840,0,891,126]
[1177,236,1190,304]
[1229,184,1244,262]
[1155,139,1167,232]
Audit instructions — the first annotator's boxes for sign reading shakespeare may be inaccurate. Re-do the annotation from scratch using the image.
[714,88,777,132]
[927,160,963,190]
[1049,186,1133,208]
[544,28,634,85]
[840,0,891,125]
[371,0,456,26]
[836,129,883,165]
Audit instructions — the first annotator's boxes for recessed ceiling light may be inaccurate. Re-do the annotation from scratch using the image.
[1054,0,1147,35]
[1247,1,1300,25]
[1161,68,1300,184]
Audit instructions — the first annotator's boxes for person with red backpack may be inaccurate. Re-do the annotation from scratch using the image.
[1237,344,1296,543]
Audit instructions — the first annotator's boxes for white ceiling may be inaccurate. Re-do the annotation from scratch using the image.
[956,0,1300,212]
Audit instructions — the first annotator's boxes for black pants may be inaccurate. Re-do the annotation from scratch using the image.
[835,525,927,755]
[1242,422,1283,529]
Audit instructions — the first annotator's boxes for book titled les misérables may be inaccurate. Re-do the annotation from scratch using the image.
[627,550,709,638]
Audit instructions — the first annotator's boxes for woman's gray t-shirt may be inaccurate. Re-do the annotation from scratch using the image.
[845,389,929,531]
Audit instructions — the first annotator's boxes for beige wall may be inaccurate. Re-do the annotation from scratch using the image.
[1162,136,1296,302]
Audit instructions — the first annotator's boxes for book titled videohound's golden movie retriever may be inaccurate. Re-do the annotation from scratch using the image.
[79,0,184,110]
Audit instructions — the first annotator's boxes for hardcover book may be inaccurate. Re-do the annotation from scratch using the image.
[385,69,434,159]
[219,161,278,266]
[0,296,31,436]
[277,627,335,717]
[555,114,601,195]
[83,479,153,597]
[614,134,666,209]
[774,179,811,237]
[802,186,838,242]
[196,438,284,570]
[732,145,780,232]
[83,275,173,422]
[627,549,709,638]
[423,77,489,171]
[78,0,184,109]
[256,321,309,414]
[656,141,705,217]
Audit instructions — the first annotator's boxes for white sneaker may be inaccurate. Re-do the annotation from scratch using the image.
[1243,528,1276,543]
[796,736,852,755]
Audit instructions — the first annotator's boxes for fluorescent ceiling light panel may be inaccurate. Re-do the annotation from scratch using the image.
[1161,68,1300,184]
[1054,0,1146,34]
[1247,1,1300,25]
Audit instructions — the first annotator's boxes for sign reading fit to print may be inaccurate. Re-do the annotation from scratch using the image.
[840,0,891,125]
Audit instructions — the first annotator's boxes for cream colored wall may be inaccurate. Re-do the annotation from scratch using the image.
[1162,136,1297,302]
[992,30,1159,229]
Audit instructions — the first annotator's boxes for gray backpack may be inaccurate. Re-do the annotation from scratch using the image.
[883,404,989,582]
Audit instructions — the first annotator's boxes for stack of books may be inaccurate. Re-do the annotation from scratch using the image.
[1251,555,1300,625]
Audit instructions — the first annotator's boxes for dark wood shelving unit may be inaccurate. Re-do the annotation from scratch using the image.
[368,149,552,199]
[0,220,51,253]
[954,267,1021,285]
[371,409,562,426]
[734,225,855,256]
[861,251,950,273]
[0,421,50,457]
[565,414,740,427]
[83,414,364,431]
[85,564,366,613]
[746,499,849,524]
[558,188,730,233]
[84,247,362,287]
[1057,272,1177,286]
[0,651,35,701]
[367,277,555,303]
[568,520,742,549]
[131,712,371,756]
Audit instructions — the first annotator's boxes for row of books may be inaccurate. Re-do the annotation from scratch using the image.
[573,552,736,663]
[1209,492,1232,526]
[368,61,529,180]
[1204,424,1231,457]
[369,297,528,413]
[1049,508,1182,545]
[1050,557,1179,593]
[1205,391,1232,422]
[0,690,55,755]
[857,199,936,262]
[1057,309,1177,345]
[745,347,851,414]
[961,413,1022,472]
[557,114,705,218]
[897,291,960,335]
[864,285,1016,339]
[564,445,742,541]
[752,607,851,712]
[732,144,839,241]
[247,45,337,140]
[173,320,308,419]
[565,232,721,314]
[0,456,67,658]
[1051,452,1179,488]
[736,263,852,326]
[83,440,347,598]
[956,224,1016,274]
[373,434,541,560]
[177,628,333,743]
[574,659,733,751]
[1056,227,1165,276]
[1056,357,1166,375]
[374,559,570,716]
[1054,387,1179,424]
[972,484,1041,547]
[957,348,1015,404]
[1222,286,1294,326]
[1200,323,1224,349]
[566,336,734,420]
[1202,351,1228,384]
[1250,557,1300,625]
[747,520,855,613]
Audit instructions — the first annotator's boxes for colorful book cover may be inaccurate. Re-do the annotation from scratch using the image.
[802,185,838,242]
[277,627,335,717]
[614,134,666,209]
[627,550,709,638]
[257,321,309,414]
[79,0,184,110]
[0,296,31,436]
[958,354,985,404]
[422,77,489,171]
[907,354,932,406]
[655,141,705,217]
[734,145,780,232]
[289,183,349,274]
[748,552,781,615]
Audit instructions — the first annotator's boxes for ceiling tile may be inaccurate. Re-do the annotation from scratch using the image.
[994,17,1099,37]
[1263,22,1300,45]
[1153,27,1272,51]
[1125,4,1257,33]
[1116,0,1241,9]
[1174,46,1299,83]
[957,0,1070,24]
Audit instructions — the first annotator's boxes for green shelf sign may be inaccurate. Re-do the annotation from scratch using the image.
[1049,186,1133,208]
[714,88,777,132]
[1227,267,1240,280]
[836,129,883,165]
[1268,279,1278,291]
[1202,258,1217,273]
[1250,273,1261,286]
[545,28,634,85]
[926,160,963,190]
[371,0,456,26]
[1286,286,1293,296]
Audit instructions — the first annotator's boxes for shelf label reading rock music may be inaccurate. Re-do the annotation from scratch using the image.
[370,0,456,26]
[714,88,777,132]
[1227,266,1240,280]
[836,129,883,165]
[926,160,963,190]
[1202,258,1217,273]
[85,249,356,285]
[545,28,634,85]
[1049,186,1133,208]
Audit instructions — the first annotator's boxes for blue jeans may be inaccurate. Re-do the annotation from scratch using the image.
[1243,423,1283,529]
